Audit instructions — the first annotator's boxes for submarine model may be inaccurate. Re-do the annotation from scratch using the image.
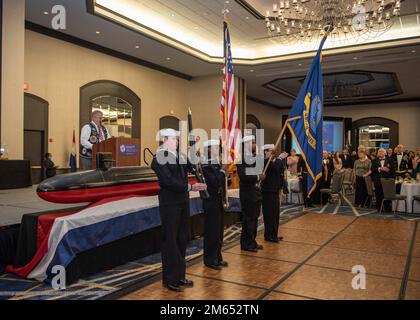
[37,166,197,204]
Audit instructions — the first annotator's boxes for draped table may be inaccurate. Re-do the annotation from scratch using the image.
[394,181,420,213]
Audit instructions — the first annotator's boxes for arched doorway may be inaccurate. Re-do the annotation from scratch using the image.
[159,115,180,131]
[80,80,141,138]
[246,114,261,135]
[24,93,49,183]
[352,117,399,152]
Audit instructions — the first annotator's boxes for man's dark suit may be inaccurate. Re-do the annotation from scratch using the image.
[371,157,396,212]
[340,154,353,169]
[393,153,409,178]
[151,150,192,286]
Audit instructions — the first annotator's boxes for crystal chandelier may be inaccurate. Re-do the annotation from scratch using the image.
[264,0,402,43]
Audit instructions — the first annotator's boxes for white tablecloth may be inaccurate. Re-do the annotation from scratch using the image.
[394,182,420,213]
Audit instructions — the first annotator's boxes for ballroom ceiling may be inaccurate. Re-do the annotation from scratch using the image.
[91,0,420,61]
[25,0,420,108]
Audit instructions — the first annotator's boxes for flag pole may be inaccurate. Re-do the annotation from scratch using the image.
[258,33,329,187]
[257,122,289,187]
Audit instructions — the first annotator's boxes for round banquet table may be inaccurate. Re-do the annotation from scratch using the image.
[393,181,420,213]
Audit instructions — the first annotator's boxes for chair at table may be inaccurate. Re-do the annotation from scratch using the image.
[320,172,344,206]
[290,184,302,205]
[413,195,420,214]
[379,178,407,214]
[342,169,354,196]
[364,176,376,208]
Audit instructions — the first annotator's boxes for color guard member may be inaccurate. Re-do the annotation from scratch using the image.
[151,128,207,292]
[201,140,229,270]
[261,144,288,243]
[237,135,265,252]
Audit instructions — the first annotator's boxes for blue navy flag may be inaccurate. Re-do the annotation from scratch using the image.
[286,36,328,197]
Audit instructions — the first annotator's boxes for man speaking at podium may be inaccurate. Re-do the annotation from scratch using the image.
[80,110,111,170]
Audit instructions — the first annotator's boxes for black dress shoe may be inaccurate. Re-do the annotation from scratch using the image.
[205,264,223,270]
[241,247,258,253]
[218,261,228,267]
[265,238,279,243]
[163,283,181,292]
[179,279,194,287]
[256,244,264,250]
[278,236,284,241]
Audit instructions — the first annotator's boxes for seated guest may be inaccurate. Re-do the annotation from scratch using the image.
[340,148,353,169]
[393,144,409,179]
[387,148,394,159]
[333,152,343,172]
[287,148,299,175]
[43,153,58,178]
[371,148,396,212]
[353,151,372,207]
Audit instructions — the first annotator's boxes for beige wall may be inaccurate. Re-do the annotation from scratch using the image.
[247,99,420,151]
[247,99,284,145]
[323,102,420,151]
[1,0,25,159]
[22,30,224,167]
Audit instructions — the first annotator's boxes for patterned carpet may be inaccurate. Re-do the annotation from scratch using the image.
[1,201,418,300]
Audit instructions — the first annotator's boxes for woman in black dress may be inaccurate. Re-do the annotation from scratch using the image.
[353,150,372,207]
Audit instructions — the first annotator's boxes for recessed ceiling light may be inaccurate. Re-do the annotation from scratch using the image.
[250,69,254,73]
[193,26,199,30]
[411,50,416,53]
[171,13,175,17]
[96,31,101,34]
[135,45,140,49]
[298,63,302,66]
[245,17,250,20]
[353,57,358,60]
[166,57,171,61]
[43,11,49,15]
[225,1,230,3]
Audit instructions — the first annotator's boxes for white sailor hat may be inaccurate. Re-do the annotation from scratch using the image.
[263,144,275,150]
[203,140,220,148]
[242,135,255,143]
[159,128,180,138]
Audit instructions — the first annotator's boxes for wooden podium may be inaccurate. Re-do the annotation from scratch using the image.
[92,137,140,168]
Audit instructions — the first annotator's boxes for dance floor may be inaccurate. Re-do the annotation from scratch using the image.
[121,213,420,300]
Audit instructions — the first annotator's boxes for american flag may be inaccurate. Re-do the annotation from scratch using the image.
[220,20,239,164]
